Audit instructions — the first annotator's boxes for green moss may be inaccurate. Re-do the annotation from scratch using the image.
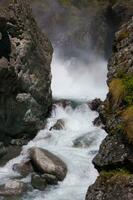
[117,68,125,78]
[122,75,133,106]
[118,30,129,41]
[121,106,133,143]
[101,169,131,178]
[109,79,125,106]
[115,123,124,133]
[59,0,72,6]
[110,74,133,106]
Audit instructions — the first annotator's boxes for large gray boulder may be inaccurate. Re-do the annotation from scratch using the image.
[0,0,53,144]
[29,147,67,181]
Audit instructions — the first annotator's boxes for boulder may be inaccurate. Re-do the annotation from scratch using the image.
[31,173,58,190]
[0,180,25,196]
[29,147,67,181]
[31,173,47,190]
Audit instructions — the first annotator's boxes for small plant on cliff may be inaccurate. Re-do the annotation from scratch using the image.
[122,75,133,106]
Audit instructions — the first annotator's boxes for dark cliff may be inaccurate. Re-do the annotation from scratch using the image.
[0,0,53,145]
[86,17,133,200]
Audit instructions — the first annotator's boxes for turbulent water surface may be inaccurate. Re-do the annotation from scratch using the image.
[0,52,107,200]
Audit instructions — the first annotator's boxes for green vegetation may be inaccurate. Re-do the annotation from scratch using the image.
[101,168,131,178]
[109,75,133,107]
[109,79,125,106]
[121,106,133,143]
[117,30,129,41]
[59,0,71,6]
[122,75,133,106]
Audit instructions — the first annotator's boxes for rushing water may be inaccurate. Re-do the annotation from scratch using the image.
[0,52,107,200]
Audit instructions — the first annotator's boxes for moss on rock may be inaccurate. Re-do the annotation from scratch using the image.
[121,106,133,143]
[109,78,125,106]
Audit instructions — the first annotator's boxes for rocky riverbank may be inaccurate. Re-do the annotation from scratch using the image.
[86,16,133,200]
[0,0,53,155]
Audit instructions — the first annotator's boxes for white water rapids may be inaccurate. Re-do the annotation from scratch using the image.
[0,52,107,200]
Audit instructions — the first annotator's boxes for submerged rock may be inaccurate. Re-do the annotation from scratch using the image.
[0,0,53,144]
[29,147,67,181]
[73,131,98,148]
[50,119,65,131]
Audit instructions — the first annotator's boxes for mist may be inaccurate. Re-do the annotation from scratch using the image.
[51,50,108,101]
[32,1,110,102]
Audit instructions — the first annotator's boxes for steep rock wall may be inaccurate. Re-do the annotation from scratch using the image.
[86,17,133,200]
[0,0,53,144]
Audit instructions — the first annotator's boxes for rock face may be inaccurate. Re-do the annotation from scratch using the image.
[0,0,53,144]
[86,174,133,200]
[86,17,133,200]
[29,147,67,181]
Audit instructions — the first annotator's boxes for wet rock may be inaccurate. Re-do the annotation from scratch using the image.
[13,161,33,177]
[50,119,65,130]
[0,180,25,196]
[88,98,102,111]
[42,173,58,185]
[10,138,28,146]
[31,173,47,190]
[0,142,7,158]
[31,173,58,190]
[54,99,72,109]
[29,147,67,181]
[93,117,102,127]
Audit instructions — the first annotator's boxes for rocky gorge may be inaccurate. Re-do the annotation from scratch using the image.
[0,0,133,200]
